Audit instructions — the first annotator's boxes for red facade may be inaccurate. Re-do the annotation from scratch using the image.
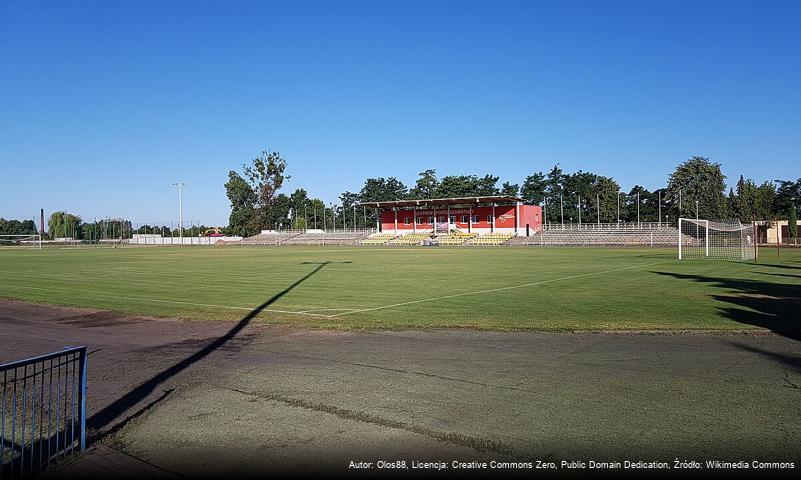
[380,204,541,234]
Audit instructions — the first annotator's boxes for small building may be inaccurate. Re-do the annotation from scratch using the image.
[358,196,542,236]
[762,220,798,245]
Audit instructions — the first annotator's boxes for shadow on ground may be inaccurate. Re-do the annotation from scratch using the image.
[654,269,801,342]
[726,342,801,377]
[86,260,347,440]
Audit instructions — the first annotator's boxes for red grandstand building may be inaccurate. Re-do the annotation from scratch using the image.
[358,196,542,236]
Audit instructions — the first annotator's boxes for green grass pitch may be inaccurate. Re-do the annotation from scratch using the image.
[1,246,799,331]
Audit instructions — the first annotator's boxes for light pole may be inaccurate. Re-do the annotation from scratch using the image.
[543,198,547,228]
[172,182,187,242]
[560,194,564,228]
[617,192,624,224]
[792,198,797,245]
[695,200,699,220]
[637,191,640,227]
[596,192,600,226]
[658,190,662,227]
[577,195,582,227]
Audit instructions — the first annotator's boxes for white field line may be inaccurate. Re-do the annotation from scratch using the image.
[0,283,333,318]
[295,307,361,313]
[4,269,312,291]
[329,260,675,318]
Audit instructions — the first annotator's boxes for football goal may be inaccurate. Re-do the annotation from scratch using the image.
[678,218,755,261]
[0,234,42,250]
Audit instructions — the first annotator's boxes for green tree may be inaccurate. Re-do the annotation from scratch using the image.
[289,188,311,230]
[305,198,327,230]
[789,205,798,239]
[358,177,408,202]
[265,194,292,230]
[436,175,480,198]
[666,156,727,220]
[754,181,777,221]
[408,169,439,199]
[622,186,651,223]
[734,175,758,221]
[242,149,290,230]
[500,181,519,198]
[520,172,547,205]
[726,188,737,218]
[356,177,408,229]
[0,218,37,235]
[730,176,776,222]
[224,170,258,236]
[588,176,622,223]
[47,212,82,239]
[433,174,501,198]
[774,178,801,216]
[338,191,361,228]
[544,165,565,223]
[475,174,500,196]
[562,171,598,223]
[80,218,131,240]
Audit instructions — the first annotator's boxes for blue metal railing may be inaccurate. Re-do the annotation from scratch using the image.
[1,347,87,478]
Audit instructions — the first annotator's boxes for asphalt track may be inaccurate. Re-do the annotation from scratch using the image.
[1,299,799,476]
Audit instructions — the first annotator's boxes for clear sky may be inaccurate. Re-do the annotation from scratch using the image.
[1,0,799,226]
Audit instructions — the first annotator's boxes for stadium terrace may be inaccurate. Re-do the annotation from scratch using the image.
[357,196,543,236]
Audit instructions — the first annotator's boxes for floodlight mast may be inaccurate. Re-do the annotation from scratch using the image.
[173,182,187,243]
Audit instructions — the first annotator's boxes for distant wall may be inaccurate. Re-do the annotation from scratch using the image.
[129,235,242,245]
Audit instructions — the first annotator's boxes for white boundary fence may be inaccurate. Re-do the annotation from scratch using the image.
[128,234,243,245]
[542,222,672,231]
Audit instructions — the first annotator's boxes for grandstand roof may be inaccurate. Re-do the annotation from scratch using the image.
[358,195,522,208]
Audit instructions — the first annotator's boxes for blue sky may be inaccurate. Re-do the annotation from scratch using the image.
[1,0,799,226]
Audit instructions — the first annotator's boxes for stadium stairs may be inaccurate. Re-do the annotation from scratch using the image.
[387,233,431,245]
[280,231,371,245]
[511,226,680,246]
[224,231,304,246]
[221,231,370,246]
[435,231,478,246]
[465,232,516,246]
[360,233,398,245]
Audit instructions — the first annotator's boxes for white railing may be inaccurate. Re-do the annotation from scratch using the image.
[542,222,676,231]
[265,228,376,235]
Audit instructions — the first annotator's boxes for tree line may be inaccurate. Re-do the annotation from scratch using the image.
[224,151,800,236]
[2,152,797,238]
[0,218,37,235]
[0,212,214,241]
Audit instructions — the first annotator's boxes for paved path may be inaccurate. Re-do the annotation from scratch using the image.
[2,300,799,475]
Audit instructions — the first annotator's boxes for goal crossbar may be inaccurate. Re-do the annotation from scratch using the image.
[0,234,42,250]
[677,218,754,261]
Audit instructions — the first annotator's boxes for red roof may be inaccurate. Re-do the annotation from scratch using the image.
[358,195,522,208]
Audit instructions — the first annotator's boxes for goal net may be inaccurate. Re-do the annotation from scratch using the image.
[678,218,755,261]
[0,234,42,249]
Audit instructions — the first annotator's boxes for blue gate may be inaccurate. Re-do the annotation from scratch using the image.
[1,347,87,477]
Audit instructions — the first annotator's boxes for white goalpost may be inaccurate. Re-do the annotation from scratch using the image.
[0,234,42,250]
[677,218,755,261]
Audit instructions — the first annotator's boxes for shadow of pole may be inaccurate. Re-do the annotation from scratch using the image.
[87,261,338,437]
